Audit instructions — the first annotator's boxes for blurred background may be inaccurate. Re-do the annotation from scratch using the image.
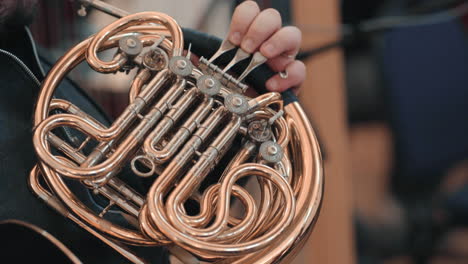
[30,0,468,263]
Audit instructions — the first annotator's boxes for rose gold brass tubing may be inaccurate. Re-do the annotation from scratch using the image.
[97,185,140,217]
[147,163,295,258]
[30,6,324,264]
[219,102,324,264]
[47,132,145,210]
[143,87,201,159]
[138,204,169,242]
[128,35,176,104]
[86,12,183,73]
[184,183,255,229]
[219,140,257,182]
[122,25,171,37]
[34,71,187,180]
[40,116,166,245]
[217,141,270,235]
[108,178,145,207]
[32,29,181,248]
[143,92,215,164]
[247,92,282,112]
[165,116,244,237]
[142,107,227,235]
[33,31,176,181]
[129,69,151,104]
[34,33,171,125]
[141,109,296,257]
[39,163,160,246]
[29,166,149,264]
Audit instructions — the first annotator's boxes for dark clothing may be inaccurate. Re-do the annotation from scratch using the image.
[0,25,169,263]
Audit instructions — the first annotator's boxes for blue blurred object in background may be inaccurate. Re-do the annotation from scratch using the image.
[382,19,468,196]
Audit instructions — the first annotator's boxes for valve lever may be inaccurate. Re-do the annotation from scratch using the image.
[222,48,250,74]
[151,35,166,49]
[208,38,236,63]
[186,43,193,59]
[99,201,115,217]
[238,52,268,81]
[268,110,284,125]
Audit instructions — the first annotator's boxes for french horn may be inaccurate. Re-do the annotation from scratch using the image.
[29,0,323,263]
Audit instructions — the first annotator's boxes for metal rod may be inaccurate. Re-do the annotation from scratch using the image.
[78,0,130,18]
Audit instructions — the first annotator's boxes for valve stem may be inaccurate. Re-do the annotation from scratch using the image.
[99,201,115,217]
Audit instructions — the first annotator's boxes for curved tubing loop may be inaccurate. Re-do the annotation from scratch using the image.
[36,162,165,247]
[33,19,179,180]
[33,69,176,180]
[34,33,175,180]
[31,12,324,262]
[30,23,182,247]
[246,92,282,113]
[34,25,173,124]
[86,12,183,73]
[222,103,324,264]
[143,96,215,164]
[144,163,294,258]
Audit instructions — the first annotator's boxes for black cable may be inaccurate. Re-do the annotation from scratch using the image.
[298,1,468,61]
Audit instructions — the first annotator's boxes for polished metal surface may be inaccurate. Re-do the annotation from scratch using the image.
[30,1,324,263]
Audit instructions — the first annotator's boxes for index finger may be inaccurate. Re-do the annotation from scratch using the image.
[227,1,260,45]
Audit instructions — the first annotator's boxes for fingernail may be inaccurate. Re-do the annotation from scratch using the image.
[262,43,275,57]
[267,78,278,91]
[242,38,254,52]
[230,32,241,44]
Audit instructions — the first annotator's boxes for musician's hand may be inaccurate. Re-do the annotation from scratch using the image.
[227,0,305,93]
